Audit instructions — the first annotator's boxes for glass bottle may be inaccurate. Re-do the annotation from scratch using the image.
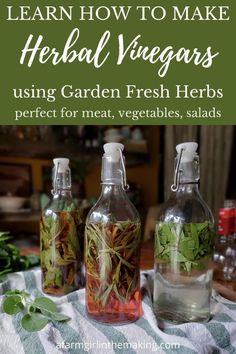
[154,142,215,323]
[214,200,236,281]
[85,143,142,324]
[40,158,84,296]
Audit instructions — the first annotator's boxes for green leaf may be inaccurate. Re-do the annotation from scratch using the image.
[32,297,71,322]
[0,268,12,277]
[191,224,199,249]
[126,277,134,299]
[117,254,135,269]
[101,283,113,306]
[99,252,112,282]
[2,295,24,315]
[155,228,164,258]
[0,232,12,242]
[114,282,127,303]
[33,297,57,313]
[175,251,188,263]
[114,260,121,283]
[0,230,39,278]
[17,257,30,270]
[193,261,205,271]
[2,289,70,332]
[4,289,25,296]
[159,234,167,245]
[7,244,20,255]
[26,254,40,267]
[155,222,214,272]
[0,249,8,257]
[54,269,63,287]
[44,312,71,322]
[162,246,171,256]
[185,261,192,273]
[21,313,48,332]
[0,256,11,269]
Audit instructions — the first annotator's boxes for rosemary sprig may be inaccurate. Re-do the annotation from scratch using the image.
[40,210,84,295]
[85,221,141,307]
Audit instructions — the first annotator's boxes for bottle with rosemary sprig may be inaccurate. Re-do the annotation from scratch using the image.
[154,142,215,323]
[85,143,142,324]
[40,158,84,296]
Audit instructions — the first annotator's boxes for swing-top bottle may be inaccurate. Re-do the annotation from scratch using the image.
[85,143,142,324]
[40,158,84,295]
[154,142,215,323]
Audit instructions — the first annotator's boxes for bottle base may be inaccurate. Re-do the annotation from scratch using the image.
[42,285,77,296]
[153,270,213,324]
[87,311,140,325]
[155,308,211,324]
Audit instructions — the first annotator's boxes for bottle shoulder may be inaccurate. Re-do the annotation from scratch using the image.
[87,193,140,224]
[43,194,78,214]
[159,192,214,224]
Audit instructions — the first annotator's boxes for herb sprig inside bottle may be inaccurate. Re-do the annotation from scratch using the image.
[85,143,142,324]
[40,158,84,296]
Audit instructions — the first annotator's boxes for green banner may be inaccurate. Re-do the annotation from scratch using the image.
[0,0,235,125]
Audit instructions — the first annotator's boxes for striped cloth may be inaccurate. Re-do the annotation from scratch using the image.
[0,268,236,354]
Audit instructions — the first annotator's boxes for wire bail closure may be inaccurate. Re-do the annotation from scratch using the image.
[118,148,129,191]
[171,148,184,192]
[51,161,60,196]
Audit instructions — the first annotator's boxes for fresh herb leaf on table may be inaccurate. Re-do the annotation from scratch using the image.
[0,232,40,281]
[2,290,70,332]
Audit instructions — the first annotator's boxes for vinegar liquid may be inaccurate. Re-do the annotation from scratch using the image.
[85,221,142,324]
[86,275,142,324]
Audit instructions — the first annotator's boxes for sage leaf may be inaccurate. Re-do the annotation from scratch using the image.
[2,290,71,332]
[155,222,214,273]
[22,313,48,332]
[33,297,57,313]
[2,295,24,315]
[43,312,71,322]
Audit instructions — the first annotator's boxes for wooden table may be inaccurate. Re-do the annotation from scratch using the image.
[0,211,40,235]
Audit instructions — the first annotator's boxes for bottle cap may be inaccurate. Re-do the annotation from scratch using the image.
[102,143,128,189]
[176,142,198,162]
[103,143,124,162]
[52,158,71,194]
[53,158,70,173]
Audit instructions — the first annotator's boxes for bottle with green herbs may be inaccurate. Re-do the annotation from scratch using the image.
[154,142,215,323]
[40,158,84,296]
[85,143,142,324]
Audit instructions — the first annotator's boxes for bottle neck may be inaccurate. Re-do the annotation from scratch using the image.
[172,157,200,193]
[101,152,129,190]
[53,189,72,198]
[101,183,126,196]
[52,170,72,197]
[177,182,199,193]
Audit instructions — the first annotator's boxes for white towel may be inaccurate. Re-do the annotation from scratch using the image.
[0,268,236,354]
